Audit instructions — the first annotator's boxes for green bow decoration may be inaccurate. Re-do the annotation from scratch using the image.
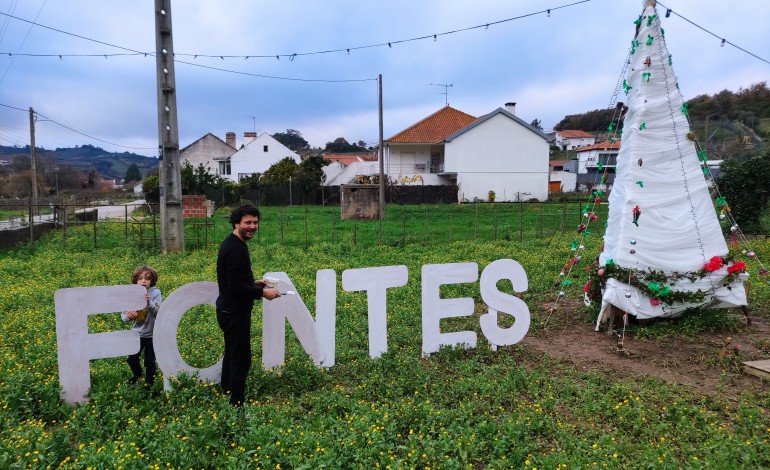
[571,240,578,250]
[647,281,661,293]
[634,15,642,25]
[646,35,653,46]
[639,122,647,130]
[642,72,651,82]
[561,280,573,286]
[606,259,615,266]
[623,80,632,95]
[647,14,656,26]
[610,138,616,143]
[658,286,671,297]
[597,163,604,171]
[635,180,644,188]
[716,196,728,208]
[697,149,708,161]
[668,54,672,65]
[608,122,616,131]
[585,230,592,235]
[681,103,689,116]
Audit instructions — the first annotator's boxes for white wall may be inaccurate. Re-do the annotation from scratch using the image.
[384,144,448,185]
[180,134,235,175]
[228,133,300,182]
[445,113,549,201]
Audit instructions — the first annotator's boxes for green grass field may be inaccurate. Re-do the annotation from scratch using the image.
[1,204,769,468]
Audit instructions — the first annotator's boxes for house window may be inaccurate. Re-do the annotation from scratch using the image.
[218,160,231,176]
[263,145,269,152]
[598,153,617,166]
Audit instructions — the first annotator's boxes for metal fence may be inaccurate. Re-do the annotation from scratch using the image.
[0,199,603,251]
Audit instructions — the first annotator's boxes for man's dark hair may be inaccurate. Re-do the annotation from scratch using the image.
[229,204,261,228]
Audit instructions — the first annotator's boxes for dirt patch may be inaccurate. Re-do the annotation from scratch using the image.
[524,300,770,401]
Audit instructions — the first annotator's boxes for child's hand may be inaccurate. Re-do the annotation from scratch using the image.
[126,310,138,320]
[144,292,150,303]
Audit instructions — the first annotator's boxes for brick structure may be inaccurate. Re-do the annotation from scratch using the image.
[182,195,213,218]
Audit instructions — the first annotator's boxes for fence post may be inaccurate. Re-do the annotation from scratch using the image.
[62,204,67,248]
[493,203,498,241]
[401,207,406,246]
[561,203,567,231]
[93,205,97,248]
[28,196,34,246]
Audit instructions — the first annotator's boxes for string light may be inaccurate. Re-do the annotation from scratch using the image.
[720,38,725,47]
[547,9,551,17]
[665,9,671,18]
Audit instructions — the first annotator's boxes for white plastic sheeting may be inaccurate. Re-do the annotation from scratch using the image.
[596,3,747,328]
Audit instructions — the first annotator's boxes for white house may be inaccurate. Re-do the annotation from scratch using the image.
[180,132,237,175]
[554,129,596,151]
[383,103,549,201]
[562,140,621,192]
[216,132,301,182]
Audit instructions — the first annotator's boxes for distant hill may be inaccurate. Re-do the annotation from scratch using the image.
[0,144,158,180]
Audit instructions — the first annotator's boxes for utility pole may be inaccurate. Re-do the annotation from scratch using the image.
[29,107,38,216]
[154,0,184,252]
[378,74,385,220]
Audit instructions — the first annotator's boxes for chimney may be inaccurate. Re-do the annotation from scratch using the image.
[504,102,516,115]
[243,131,257,146]
[225,132,236,149]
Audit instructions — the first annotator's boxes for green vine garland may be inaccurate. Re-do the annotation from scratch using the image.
[586,255,746,306]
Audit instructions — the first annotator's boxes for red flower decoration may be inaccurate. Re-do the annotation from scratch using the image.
[703,256,724,272]
[727,261,746,274]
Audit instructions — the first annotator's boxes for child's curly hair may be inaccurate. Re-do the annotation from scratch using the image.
[131,265,158,286]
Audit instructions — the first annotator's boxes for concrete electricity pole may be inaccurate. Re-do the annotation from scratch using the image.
[154,0,184,252]
[29,107,38,215]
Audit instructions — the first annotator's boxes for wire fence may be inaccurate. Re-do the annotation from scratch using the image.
[0,200,605,251]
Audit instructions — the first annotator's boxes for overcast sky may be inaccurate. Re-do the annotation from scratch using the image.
[0,0,768,156]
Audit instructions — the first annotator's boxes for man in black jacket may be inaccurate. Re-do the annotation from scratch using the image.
[216,204,280,406]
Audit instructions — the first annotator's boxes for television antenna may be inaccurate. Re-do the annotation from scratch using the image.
[248,115,256,133]
[428,83,453,106]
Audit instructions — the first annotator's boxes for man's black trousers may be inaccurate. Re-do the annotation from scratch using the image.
[216,309,252,406]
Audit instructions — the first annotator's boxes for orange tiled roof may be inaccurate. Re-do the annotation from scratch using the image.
[549,160,568,167]
[576,140,621,152]
[386,106,477,144]
[557,129,594,139]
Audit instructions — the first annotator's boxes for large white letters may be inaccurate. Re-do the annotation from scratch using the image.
[153,282,222,388]
[55,284,147,404]
[478,259,530,346]
[262,270,334,370]
[342,266,408,358]
[55,259,530,404]
[422,263,479,355]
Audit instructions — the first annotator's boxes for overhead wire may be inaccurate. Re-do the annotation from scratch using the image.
[0,1,591,61]
[1,103,156,150]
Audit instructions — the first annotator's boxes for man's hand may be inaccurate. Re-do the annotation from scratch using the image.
[262,288,281,300]
[254,279,267,288]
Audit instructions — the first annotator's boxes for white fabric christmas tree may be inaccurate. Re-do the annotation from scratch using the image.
[596,0,747,327]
